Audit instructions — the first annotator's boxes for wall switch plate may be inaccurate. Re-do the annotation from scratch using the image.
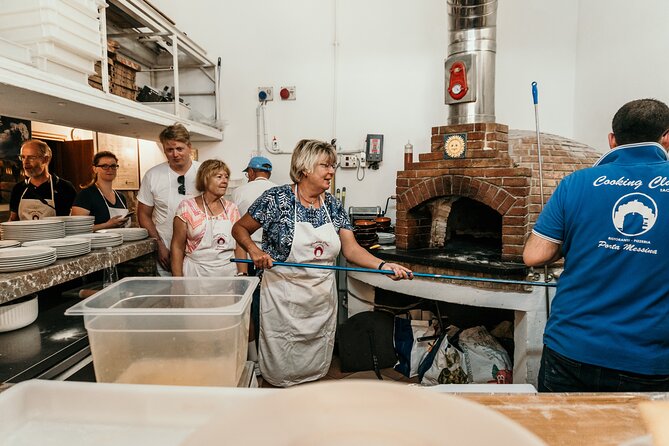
[340,154,358,168]
[258,87,273,102]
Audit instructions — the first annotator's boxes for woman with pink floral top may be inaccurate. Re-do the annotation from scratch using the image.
[170,159,247,277]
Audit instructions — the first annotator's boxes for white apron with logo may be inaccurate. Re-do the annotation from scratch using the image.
[18,176,56,220]
[98,188,130,228]
[182,196,236,277]
[258,186,341,387]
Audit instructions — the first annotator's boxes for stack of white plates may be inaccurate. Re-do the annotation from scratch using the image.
[23,238,91,259]
[70,232,123,249]
[44,216,95,235]
[0,247,57,273]
[97,228,149,242]
[377,232,396,245]
[0,240,21,249]
[0,220,66,242]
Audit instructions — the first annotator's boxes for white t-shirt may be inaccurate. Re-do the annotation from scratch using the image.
[137,160,200,247]
[231,177,277,243]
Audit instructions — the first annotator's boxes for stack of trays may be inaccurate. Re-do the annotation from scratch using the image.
[0,220,66,242]
[353,220,379,248]
[97,228,148,242]
[70,232,123,249]
[0,240,21,249]
[45,216,95,235]
[0,247,57,273]
[23,238,91,259]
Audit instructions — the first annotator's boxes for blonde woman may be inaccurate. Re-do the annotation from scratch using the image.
[171,159,246,277]
[71,151,130,231]
[232,139,412,387]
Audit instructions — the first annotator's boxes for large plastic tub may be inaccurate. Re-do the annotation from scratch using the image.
[66,277,258,387]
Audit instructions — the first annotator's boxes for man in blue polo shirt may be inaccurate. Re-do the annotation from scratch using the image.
[524,98,669,392]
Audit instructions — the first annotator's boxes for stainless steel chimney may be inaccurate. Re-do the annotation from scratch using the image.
[445,0,497,124]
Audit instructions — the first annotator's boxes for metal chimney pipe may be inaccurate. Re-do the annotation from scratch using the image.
[445,0,497,124]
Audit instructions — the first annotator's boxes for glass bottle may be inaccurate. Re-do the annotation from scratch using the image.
[404,140,413,169]
[102,247,119,288]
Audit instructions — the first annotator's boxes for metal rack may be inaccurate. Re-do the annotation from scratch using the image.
[103,0,221,128]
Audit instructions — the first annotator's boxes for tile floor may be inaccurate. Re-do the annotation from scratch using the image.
[257,355,420,388]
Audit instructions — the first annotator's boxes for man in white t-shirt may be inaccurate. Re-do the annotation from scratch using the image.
[232,156,276,247]
[137,123,201,276]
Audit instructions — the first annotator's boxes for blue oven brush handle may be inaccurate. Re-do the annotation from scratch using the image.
[231,258,557,288]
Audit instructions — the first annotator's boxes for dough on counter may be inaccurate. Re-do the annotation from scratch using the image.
[640,401,669,446]
[180,380,546,446]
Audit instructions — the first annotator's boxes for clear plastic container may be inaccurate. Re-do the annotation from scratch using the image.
[66,277,258,387]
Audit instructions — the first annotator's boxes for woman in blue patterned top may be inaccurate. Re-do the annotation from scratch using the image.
[233,139,412,387]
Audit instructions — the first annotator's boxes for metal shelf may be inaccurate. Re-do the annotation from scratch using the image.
[0,0,222,142]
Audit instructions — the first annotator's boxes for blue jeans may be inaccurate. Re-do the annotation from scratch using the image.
[538,345,669,392]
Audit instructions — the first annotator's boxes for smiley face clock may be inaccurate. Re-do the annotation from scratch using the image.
[443,133,467,159]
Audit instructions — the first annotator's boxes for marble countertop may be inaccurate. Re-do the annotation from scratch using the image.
[0,239,156,304]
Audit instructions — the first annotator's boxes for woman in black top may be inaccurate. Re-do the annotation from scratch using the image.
[71,151,130,231]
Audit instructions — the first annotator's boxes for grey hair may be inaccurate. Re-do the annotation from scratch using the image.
[289,139,337,183]
[21,139,52,159]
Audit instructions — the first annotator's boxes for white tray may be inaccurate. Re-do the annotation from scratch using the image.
[0,380,267,446]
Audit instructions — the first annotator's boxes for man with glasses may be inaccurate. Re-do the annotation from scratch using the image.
[137,124,200,276]
[524,99,669,392]
[8,139,76,221]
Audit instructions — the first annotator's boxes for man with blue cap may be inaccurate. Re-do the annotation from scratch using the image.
[233,156,275,226]
[232,155,276,366]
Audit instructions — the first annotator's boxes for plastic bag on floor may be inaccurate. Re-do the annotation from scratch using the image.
[459,325,513,384]
[418,329,468,385]
[393,317,436,378]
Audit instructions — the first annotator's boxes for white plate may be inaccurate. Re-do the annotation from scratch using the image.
[0,247,57,260]
[44,216,95,222]
[183,381,547,446]
[98,228,148,242]
[0,240,21,248]
[1,220,65,227]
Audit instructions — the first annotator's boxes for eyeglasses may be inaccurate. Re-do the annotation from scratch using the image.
[319,163,337,170]
[95,164,119,170]
[18,155,43,162]
[177,175,185,195]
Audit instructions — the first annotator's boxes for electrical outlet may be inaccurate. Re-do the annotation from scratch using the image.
[358,151,367,168]
[340,154,358,168]
[258,87,273,102]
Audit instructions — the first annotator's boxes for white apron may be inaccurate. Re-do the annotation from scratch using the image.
[98,187,130,228]
[182,196,236,277]
[18,176,56,220]
[258,186,341,387]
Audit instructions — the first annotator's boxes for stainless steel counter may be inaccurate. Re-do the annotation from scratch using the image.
[0,239,156,304]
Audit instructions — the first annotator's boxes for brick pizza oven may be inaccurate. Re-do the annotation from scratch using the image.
[394,126,602,263]
[387,0,602,277]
